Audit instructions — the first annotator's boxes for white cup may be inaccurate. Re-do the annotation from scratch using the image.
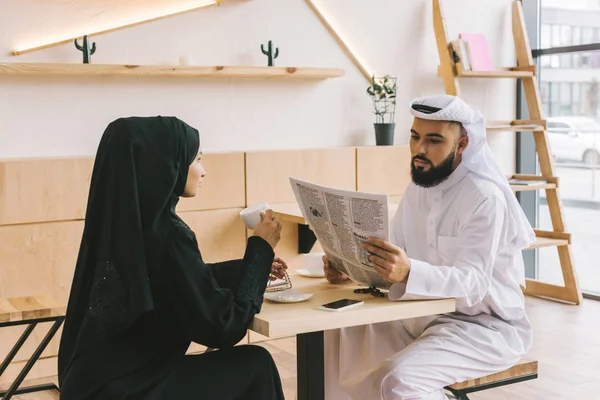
[301,252,325,273]
[240,202,270,230]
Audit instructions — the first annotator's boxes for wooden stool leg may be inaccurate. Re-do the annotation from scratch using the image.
[1,319,63,400]
[0,324,37,377]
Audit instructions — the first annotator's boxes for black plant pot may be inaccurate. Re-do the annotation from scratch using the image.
[374,123,395,146]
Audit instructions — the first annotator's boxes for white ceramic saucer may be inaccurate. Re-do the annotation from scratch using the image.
[295,269,325,278]
[264,289,314,303]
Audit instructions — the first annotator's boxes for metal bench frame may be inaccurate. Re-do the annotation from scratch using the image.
[0,315,64,400]
[445,371,539,399]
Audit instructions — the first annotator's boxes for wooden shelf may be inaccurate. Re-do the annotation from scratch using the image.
[0,63,345,79]
[524,229,571,251]
[437,63,535,79]
[487,120,546,132]
[509,174,558,192]
[525,237,569,251]
[455,62,533,78]
[457,69,534,78]
[511,182,556,192]
[522,279,580,303]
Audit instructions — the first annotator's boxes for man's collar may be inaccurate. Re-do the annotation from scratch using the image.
[432,162,469,191]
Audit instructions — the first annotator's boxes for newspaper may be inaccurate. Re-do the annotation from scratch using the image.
[289,177,392,290]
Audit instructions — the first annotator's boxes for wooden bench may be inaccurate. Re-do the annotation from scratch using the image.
[445,360,538,399]
[0,295,65,400]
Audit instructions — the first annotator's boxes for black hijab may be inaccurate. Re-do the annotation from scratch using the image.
[58,116,200,380]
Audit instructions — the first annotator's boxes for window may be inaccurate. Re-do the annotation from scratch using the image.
[547,121,570,133]
[521,0,600,299]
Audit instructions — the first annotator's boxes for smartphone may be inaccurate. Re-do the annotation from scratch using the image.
[317,298,364,312]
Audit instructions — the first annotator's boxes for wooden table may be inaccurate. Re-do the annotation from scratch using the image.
[250,273,455,400]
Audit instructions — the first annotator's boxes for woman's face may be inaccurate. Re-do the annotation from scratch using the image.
[182,151,206,197]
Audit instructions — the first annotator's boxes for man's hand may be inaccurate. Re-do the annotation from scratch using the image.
[269,256,288,281]
[323,255,349,284]
[362,238,411,284]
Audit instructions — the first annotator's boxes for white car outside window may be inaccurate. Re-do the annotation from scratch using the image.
[547,116,600,165]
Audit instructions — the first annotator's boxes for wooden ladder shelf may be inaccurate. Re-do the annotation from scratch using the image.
[433,0,582,305]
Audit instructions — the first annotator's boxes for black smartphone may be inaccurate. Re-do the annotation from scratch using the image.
[317,298,364,312]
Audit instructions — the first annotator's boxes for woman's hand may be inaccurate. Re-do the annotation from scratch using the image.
[253,209,282,249]
[269,256,288,281]
[323,255,349,284]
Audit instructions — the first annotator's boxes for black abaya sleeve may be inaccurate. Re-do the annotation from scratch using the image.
[162,223,274,349]
[207,260,244,290]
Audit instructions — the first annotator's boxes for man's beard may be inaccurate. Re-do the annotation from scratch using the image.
[410,150,456,188]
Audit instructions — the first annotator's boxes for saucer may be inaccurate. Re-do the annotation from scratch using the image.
[296,269,325,278]
[264,289,314,303]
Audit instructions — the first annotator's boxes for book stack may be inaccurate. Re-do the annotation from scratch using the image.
[449,33,493,72]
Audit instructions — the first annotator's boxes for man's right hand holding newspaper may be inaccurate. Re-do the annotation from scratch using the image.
[323,236,411,285]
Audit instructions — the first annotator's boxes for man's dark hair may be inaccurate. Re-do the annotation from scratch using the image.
[449,121,467,137]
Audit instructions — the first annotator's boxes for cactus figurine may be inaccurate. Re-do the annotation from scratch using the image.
[74,35,96,64]
[260,40,279,66]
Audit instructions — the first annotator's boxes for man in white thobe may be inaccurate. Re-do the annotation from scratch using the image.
[322,94,535,400]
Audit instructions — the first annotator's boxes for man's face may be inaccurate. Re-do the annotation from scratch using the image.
[409,117,468,188]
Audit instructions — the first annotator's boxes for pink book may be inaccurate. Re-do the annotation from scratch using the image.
[459,33,494,71]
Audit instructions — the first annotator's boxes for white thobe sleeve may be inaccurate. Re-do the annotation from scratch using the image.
[389,197,505,308]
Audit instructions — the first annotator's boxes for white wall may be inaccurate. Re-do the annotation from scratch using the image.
[0,0,518,172]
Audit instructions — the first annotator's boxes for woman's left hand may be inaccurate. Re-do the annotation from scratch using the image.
[269,256,288,280]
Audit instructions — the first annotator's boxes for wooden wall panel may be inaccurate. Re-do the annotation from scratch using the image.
[177,152,246,212]
[356,146,411,196]
[0,220,83,364]
[179,208,248,263]
[0,152,244,227]
[0,355,57,386]
[245,147,356,205]
[0,220,83,303]
[0,157,93,226]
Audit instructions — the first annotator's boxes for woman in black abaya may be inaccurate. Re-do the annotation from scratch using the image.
[57,116,286,399]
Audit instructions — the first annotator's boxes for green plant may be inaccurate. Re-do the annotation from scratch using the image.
[74,35,96,64]
[367,75,397,124]
[261,40,279,66]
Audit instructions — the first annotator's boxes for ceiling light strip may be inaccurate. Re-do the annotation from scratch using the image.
[12,0,220,56]
[305,0,372,82]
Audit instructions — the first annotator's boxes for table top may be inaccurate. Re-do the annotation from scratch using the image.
[250,273,455,338]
